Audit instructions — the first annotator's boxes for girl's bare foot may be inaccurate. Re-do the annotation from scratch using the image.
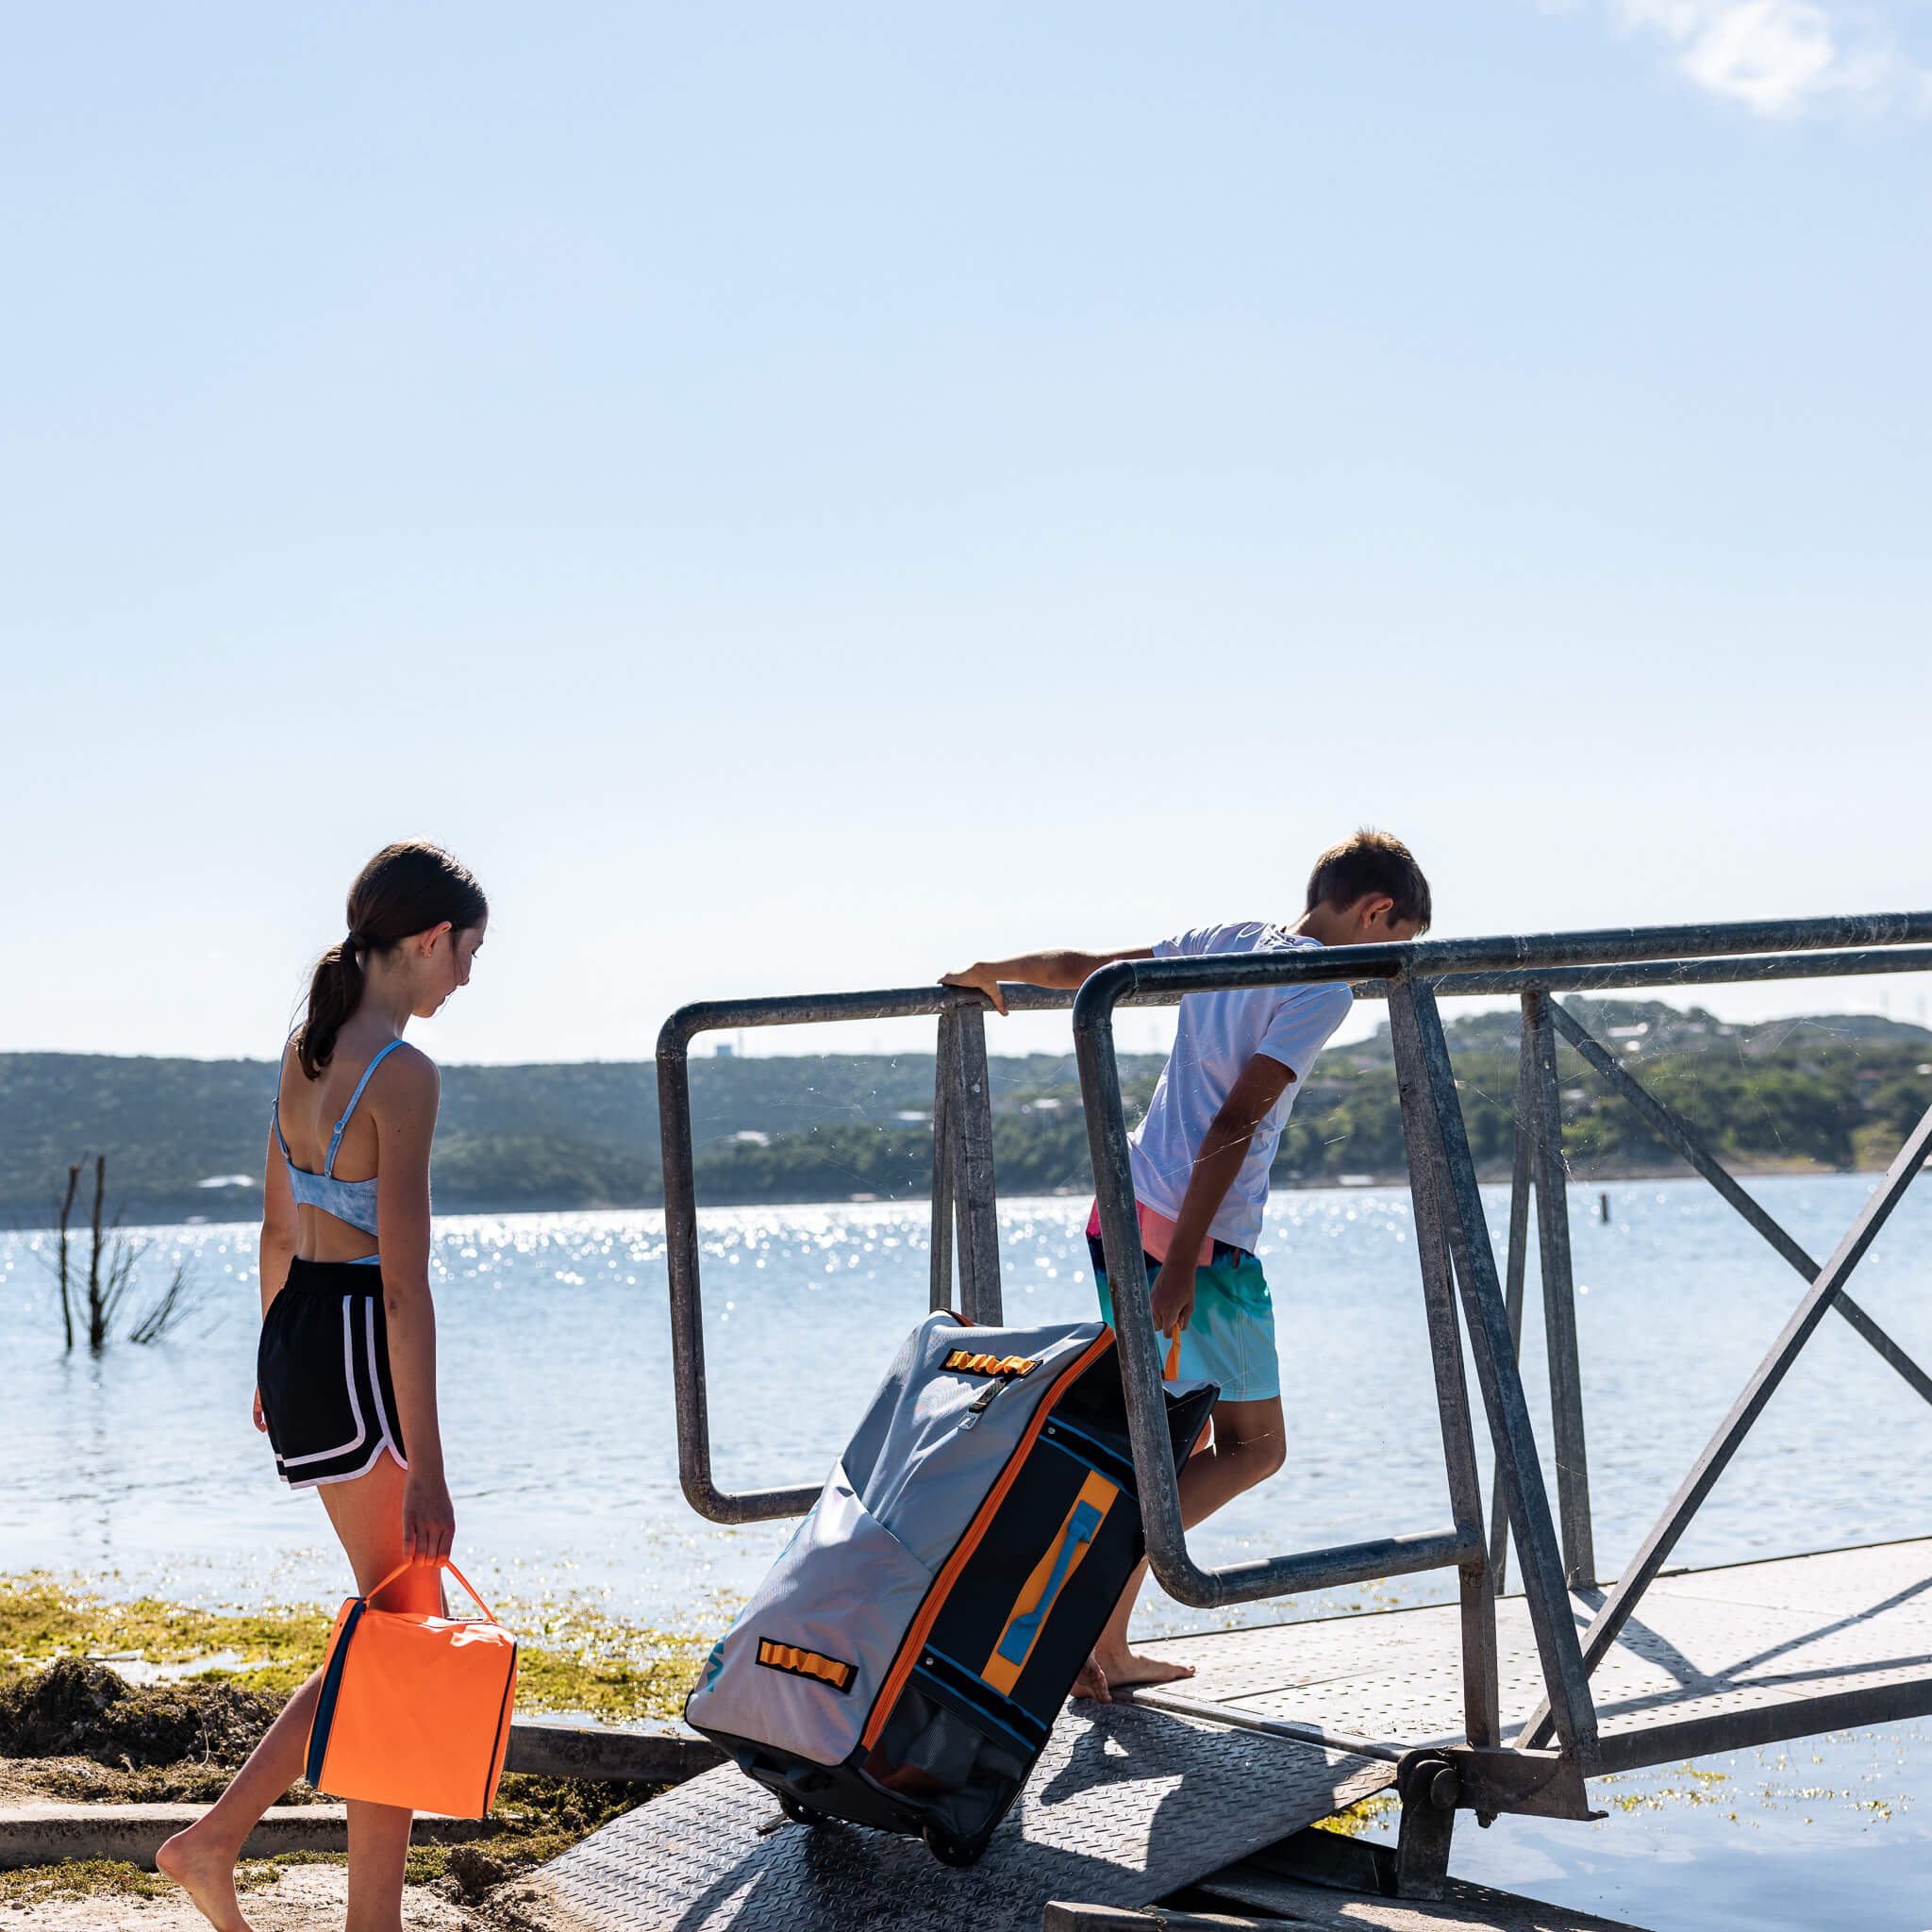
[157,1825,255,1932]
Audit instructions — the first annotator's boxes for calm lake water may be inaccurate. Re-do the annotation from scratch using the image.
[7,1173,1932,1927]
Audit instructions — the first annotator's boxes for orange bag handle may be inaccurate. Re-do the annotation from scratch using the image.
[1163,1328,1181,1381]
[361,1558,499,1625]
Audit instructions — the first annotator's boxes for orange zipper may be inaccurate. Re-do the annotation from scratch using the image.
[859,1328,1116,1751]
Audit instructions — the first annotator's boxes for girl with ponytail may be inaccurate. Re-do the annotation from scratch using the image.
[159,841,488,1932]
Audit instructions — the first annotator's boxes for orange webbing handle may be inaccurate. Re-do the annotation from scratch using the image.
[1163,1329,1181,1380]
[362,1558,499,1624]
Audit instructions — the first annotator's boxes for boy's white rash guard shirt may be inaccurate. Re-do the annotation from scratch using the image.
[1126,924,1353,1254]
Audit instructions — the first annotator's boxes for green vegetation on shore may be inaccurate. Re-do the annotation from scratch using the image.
[4,1004,1927,1225]
[0,1573,710,1727]
[0,1580,331,1697]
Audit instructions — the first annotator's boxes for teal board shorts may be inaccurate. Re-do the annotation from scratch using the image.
[1087,1228,1279,1404]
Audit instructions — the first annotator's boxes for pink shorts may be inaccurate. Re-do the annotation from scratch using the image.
[1084,1199,1214,1268]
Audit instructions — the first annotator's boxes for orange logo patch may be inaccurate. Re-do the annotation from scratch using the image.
[757,1640,858,1693]
[944,1350,1041,1378]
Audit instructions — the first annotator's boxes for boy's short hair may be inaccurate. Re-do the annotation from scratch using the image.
[1306,829,1432,933]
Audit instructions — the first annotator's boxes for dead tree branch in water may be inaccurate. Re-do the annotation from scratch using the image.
[50,1163,81,1353]
[39,1157,204,1350]
[86,1155,145,1349]
[127,1259,196,1344]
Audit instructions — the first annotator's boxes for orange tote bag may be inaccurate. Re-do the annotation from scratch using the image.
[305,1559,519,1818]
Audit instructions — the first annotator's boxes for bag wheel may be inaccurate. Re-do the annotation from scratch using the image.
[922,1824,984,1869]
[777,1791,826,1826]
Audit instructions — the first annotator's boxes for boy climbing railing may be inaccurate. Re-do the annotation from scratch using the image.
[1072,908,1932,1799]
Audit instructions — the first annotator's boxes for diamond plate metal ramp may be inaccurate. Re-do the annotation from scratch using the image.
[1138,1538,1932,1770]
[530,1700,1392,1932]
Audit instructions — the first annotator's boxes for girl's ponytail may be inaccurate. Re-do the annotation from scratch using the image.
[293,842,488,1079]
[299,941,367,1078]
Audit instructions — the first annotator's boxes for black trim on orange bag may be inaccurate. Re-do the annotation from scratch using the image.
[481,1641,518,1817]
[758,1639,858,1693]
[305,1599,365,1790]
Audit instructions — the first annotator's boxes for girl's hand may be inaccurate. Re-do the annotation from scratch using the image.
[402,1470,457,1564]
[1149,1259,1197,1337]
[252,1389,268,1433]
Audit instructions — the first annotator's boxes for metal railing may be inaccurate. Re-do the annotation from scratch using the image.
[659,909,1932,1782]
[1485,959,1932,1601]
[1074,909,1932,1773]
[658,980,1199,1523]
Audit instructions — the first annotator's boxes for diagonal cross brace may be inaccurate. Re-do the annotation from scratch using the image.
[1487,1029,1537,1594]
[1521,1095,1932,1749]
[1546,1001,1932,1408]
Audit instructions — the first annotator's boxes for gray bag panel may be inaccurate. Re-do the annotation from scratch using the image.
[858,1316,1106,1574]
[685,1460,932,1767]
[687,1312,1112,1770]
[841,1316,940,1497]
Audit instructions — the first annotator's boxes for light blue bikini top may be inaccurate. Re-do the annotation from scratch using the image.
[271,1040,403,1265]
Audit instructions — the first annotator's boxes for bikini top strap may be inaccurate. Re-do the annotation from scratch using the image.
[269,1034,298,1160]
[324,1040,405,1177]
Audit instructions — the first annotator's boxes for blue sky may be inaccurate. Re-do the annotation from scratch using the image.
[4,2,1928,1063]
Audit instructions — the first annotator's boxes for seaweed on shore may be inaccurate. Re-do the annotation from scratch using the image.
[0,1579,712,1911]
[0,1656,287,1772]
[0,1857,181,1906]
[2,1572,716,1726]
[0,1856,341,1908]
[0,1573,330,1696]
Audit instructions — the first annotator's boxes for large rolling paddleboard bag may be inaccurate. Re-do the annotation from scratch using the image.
[685,1310,1217,1867]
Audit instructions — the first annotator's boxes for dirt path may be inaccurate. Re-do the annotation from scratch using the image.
[4,1865,479,1929]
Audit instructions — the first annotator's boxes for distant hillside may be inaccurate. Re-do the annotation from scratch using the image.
[4,1002,1926,1225]
[1276,999,1932,1186]
[0,1048,1165,1225]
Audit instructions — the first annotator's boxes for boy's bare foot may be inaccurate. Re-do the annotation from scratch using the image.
[1075,1645,1196,1698]
[157,1825,255,1932]
[1072,1653,1110,1702]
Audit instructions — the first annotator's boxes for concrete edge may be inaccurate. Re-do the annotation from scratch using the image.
[0,1720,721,1872]
[0,1803,508,1872]
[503,1721,724,1784]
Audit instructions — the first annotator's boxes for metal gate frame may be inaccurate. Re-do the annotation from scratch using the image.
[659,980,1182,1524]
[658,910,1932,1878]
[1073,909,1932,1815]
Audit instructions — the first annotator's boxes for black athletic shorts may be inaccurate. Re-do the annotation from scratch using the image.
[257,1257,408,1490]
